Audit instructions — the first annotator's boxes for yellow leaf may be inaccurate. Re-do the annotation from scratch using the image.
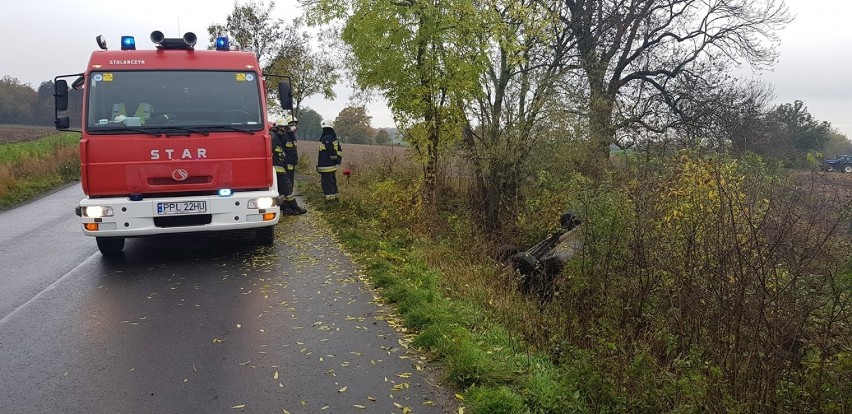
[455,393,465,401]
[338,386,347,393]
[394,402,403,409]
[274,371,279,380]
[212,338,224,343]
[231,404,246,409]
[353,405,367,409]
[458,407,464,414]
[368,396,376,401]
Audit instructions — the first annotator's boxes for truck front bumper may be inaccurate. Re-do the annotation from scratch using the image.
[76,191,279,237]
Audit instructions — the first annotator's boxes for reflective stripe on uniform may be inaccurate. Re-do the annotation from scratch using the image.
[287,164,295,170]
[274,166,286,172]
[112,103,153,122]
[317,166,338,173]
[285,142,295,148]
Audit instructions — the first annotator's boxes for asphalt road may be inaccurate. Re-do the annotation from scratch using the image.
[0,184,454,413]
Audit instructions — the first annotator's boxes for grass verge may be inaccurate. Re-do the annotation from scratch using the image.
[0,132,80,209]
[301,174,584,414]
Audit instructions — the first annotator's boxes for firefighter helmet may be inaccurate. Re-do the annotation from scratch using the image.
[321,120,334,129]
[273,118,287,128]
[285,114,298,125]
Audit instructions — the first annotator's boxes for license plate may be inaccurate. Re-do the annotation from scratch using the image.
[157,201,207,215]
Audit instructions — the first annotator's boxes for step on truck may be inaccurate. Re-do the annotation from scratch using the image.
[54,31,293,256]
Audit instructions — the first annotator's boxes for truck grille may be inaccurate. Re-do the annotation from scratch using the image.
[154,214,212,228]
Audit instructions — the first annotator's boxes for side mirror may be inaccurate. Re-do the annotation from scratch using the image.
[55,80,69,111]
[278,81,293,110]
[55,116,70,130]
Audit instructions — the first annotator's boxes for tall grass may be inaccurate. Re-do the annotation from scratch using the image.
[303,148,851,413]
[0,132,80,208]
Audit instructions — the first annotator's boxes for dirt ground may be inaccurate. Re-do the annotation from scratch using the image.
[0,125,57,144]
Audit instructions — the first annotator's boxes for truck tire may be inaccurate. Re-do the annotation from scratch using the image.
[843,164,852,173]
[255,225,275,246]
[96,237,125,256]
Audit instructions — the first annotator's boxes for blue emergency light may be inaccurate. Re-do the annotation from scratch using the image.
[121,36,136,50]
[215,36,229,51]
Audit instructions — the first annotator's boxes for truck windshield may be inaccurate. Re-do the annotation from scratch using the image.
[86,70,264,132]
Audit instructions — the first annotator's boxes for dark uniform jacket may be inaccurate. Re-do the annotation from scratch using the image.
[282,129,299,171]
[271,129,287,173]
[317,129,342,172]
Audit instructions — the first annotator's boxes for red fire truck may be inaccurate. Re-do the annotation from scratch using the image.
[54,31,292,256]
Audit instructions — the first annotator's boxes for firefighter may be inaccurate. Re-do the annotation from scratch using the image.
[271,119,307,215]
[281,114,299,189]
[317,120,342,200]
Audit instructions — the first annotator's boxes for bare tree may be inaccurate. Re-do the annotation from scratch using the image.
[547,0,791,172]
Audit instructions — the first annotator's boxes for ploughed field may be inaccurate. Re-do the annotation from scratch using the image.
[299,141,412,173]
[0,125,57,144]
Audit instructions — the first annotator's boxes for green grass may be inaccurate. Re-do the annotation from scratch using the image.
[0,132,80,208]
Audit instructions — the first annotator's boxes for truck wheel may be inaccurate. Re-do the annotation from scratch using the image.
[255,225,275,246]
[96,237,125,256]
[843,164,852,173]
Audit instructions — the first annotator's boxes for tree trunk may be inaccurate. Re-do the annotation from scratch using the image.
[585,71,616,176]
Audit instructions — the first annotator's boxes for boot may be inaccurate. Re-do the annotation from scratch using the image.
[289,200,307,215]
[280,206,300,215]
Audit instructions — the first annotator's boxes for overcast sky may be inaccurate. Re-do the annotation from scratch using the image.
[2,0,850,136]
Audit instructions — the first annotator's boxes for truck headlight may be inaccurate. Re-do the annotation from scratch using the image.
[248,197,274,209]
[84,206,114,218]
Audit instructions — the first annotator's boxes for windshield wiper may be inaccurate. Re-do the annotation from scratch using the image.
[157,127,210,136]
[199,125,256,135]
[90,127,162,137]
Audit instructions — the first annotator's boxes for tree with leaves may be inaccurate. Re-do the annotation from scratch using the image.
[304,0,483,207]
[459,1,576,233]
[769,100,833,154]
[297,107,324,141]
[334,106,375,144]
[374,128,390,145]
[263,17,339,116]
[207,0,289,65]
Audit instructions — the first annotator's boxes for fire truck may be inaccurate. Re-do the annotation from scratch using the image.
[54,31,292,256]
